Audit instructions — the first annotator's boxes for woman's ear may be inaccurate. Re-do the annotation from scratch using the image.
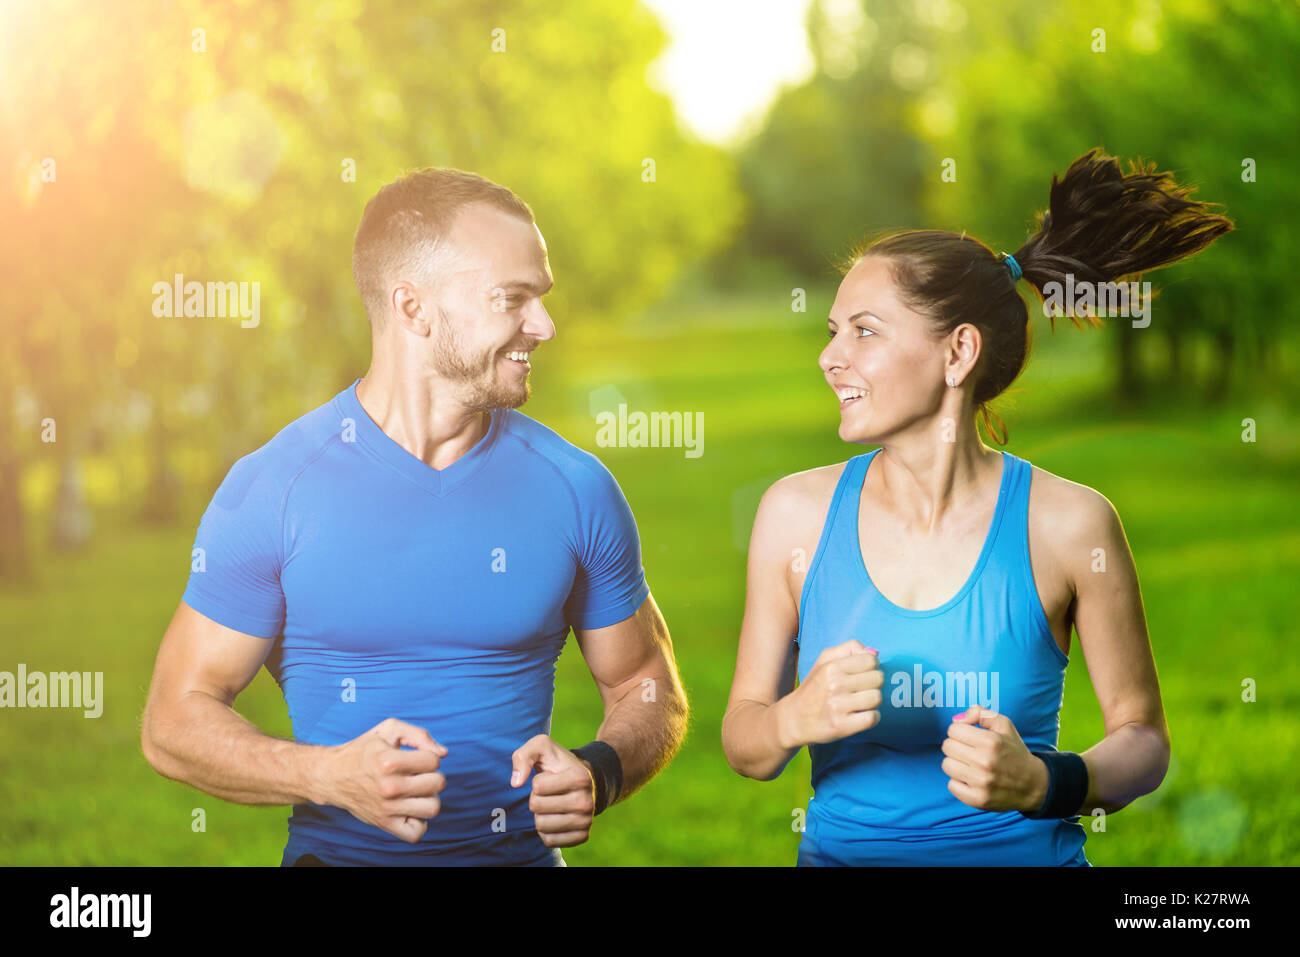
[947,322,982,384]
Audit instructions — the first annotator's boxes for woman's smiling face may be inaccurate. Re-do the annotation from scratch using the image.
[819,255,958,445]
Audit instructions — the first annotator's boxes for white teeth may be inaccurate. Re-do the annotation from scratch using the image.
[836,387,866,400]
[505,351,530,362]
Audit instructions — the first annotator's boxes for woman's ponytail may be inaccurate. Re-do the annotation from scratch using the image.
[851,148,1234,446]
[1014,148,1235,327]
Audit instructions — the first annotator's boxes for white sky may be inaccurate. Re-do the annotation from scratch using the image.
[641,0,817,146]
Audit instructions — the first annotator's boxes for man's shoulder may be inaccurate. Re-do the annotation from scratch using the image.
[210,388,346,509]
[496,408,619,490]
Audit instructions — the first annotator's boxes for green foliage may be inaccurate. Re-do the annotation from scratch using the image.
[723,0,1297,397]
[0,0,742,527]
[729,2,933,279]
[924,0,1297,388]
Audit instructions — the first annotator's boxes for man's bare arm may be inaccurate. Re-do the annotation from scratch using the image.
[141,600,446,843]
[570,591,688,805]
[141,600,332,805]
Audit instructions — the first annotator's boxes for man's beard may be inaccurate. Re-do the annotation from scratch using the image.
[431,309,530,412]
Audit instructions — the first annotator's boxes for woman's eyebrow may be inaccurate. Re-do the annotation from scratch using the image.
[829,310,886,324]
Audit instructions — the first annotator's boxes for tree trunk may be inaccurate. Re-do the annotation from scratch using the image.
[1166,328,1185,392]
[1207,327,1235,401]
[1116,325,1143,401]
[51,454,94,551]
[0,361,33,579]
[0,445,29,580]
[139,409,180,524]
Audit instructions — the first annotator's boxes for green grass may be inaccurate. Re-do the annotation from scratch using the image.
[2,300,1297,865]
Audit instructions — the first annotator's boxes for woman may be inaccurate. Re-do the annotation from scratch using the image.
[721,149,1232,866]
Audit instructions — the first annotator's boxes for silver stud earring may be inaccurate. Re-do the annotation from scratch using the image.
[946,376,955,388]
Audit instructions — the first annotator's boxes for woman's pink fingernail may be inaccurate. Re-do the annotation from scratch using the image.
[865,647,878,654]
[953,712,967,721]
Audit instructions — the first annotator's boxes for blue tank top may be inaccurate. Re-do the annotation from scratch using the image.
[795,448,1090,866]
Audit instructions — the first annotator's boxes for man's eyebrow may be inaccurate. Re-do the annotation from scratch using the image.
[496,278,553,295]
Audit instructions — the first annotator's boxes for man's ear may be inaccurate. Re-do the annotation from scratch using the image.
[391,281,432,335]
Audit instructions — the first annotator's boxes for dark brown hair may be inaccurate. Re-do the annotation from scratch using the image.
[840,148,1235,444]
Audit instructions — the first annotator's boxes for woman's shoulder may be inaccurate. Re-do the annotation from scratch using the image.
[1023,459,1124,557]
[746,461,858,600]
[761,459,854,513]
[748,459,858,558]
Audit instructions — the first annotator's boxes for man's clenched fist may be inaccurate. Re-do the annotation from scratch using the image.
[325,717,448,844]
[510,734,597,848]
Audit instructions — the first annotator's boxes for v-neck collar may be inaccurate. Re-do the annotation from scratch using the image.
[335,378,503,497]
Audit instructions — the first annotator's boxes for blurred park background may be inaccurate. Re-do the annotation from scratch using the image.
[2,0,1298,865]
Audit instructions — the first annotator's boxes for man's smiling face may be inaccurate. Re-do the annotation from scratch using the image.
[418,202,556,411]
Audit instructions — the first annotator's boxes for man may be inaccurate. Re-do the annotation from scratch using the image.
[141,168,688,866]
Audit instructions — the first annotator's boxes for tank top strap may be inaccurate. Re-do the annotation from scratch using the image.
[991,450,1031,558]
[826,449,878,542]
[797,449,879,634]
[826,447,878,548]
[987,450,1067,665]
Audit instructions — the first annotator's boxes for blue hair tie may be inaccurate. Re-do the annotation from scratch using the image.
[1001,253,1023,281]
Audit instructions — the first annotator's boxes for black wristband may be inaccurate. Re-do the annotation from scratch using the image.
[571,741,623,816]
[1020,750,1089,819]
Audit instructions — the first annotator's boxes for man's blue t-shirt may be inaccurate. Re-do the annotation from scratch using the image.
[181,379,650,865]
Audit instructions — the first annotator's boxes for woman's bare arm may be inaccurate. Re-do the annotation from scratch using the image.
[723,470,847,780]
[1060,486,1172,814]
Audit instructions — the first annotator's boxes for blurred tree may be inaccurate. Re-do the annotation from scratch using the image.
[920,0,1291,400]
[0,0,742,578]
[724,0,931,282]
[719,0,1291,401]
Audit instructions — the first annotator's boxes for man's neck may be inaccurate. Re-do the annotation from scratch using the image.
[355,368,489,471]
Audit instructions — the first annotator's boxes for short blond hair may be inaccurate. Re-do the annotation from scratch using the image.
[352,167,535,324]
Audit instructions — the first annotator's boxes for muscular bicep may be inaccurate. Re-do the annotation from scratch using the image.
[726,483,803,715]
[1068,493,1168,739]
[146,600,275,716]
[572,591,679,710]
